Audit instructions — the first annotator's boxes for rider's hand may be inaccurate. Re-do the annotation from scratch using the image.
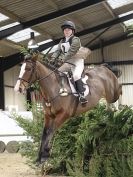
[60,59,64,64]
[49,57,55,65]
[57,59,64,66]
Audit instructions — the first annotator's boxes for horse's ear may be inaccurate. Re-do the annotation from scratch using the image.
[32,53,39,61]
[24,54,32,60]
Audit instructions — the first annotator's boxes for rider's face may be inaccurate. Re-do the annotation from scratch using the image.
[63,28,73,37]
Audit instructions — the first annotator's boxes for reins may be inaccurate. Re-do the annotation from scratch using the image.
[36,66,58,82]
[18,58,76,108]
[18,59,64,105]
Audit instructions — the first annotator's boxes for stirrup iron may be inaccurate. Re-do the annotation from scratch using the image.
[59,88,68,96]
[79,94,88,104]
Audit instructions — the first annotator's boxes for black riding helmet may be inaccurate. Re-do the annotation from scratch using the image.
[61,21,76,32]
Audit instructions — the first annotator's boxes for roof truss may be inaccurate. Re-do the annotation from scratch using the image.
[0,0,103,40]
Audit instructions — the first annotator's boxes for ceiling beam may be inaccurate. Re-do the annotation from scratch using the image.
[2,13,133,56]
[89,33,133,50]
[3,13,133,69]
[3,33,133,71]
[76,13,133,37]
[1,53,23,71]
[0,4,52,40]
[69,16,102,43]
[0,0,103,40]
[102,2,116,18]
[103,2,125,29]
[38,12,133,51]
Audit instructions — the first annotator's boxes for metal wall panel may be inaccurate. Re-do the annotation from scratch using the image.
[85,49,103,63]
[121,85,133,106]
[85,39,133,64]
[4,66,26,111]
[117,64,133,83]
[104,38,133,62]
[115,64,133,106]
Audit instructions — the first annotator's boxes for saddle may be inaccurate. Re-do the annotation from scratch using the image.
[59,70,89,98]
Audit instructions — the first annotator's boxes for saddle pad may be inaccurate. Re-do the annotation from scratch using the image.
[68,75,89,97]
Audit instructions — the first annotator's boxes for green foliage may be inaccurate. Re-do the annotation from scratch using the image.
[66,105,133,177]
[20,45,31,55]
[126,25,133,47]
[12,103,44,164]
[12,103,133,176]
[49,104,133,176]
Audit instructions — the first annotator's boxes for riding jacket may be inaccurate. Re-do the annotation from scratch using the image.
[52,35,91,81]
[51,35,81,62]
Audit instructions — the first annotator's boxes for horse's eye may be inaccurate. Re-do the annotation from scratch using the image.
[25,68,32,71]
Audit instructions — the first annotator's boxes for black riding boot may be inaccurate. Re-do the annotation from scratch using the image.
[75,79,88,104]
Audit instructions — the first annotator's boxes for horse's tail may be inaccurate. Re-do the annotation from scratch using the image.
[102,63,122,78]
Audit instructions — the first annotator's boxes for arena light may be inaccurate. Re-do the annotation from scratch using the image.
[0,13,9,22]
[7,28,40,42]
[28,32,39,49]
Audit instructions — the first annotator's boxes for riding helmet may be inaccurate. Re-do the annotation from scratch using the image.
[61,21,76,31]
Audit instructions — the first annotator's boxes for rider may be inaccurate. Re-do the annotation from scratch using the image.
[51,20,88,104]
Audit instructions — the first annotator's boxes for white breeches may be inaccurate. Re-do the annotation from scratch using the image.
[58,59,84,81]
[72,59,84,81]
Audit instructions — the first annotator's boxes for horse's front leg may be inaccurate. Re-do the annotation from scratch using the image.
[37,114,55,163]
[37,110,69,164]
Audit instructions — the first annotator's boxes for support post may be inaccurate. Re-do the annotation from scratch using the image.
[0,69,5,110]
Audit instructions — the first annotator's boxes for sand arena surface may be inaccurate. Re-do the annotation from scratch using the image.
[0,152,38,177]
[0,152,66,177]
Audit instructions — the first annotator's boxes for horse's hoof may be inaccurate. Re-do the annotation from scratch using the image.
[41,157,48,163]
[35,159,41,166]
[36,162,41,167]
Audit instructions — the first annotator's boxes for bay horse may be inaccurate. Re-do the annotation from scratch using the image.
[14,54,122,163]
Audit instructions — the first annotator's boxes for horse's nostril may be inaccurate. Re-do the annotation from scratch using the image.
[19,88,22,93]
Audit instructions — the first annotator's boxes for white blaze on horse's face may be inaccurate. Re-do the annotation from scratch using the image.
[14,63,26,93]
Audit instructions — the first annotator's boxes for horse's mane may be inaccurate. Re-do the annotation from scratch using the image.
[40,60,58,71]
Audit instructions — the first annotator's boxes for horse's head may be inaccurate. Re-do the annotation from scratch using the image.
[14,54,38,93]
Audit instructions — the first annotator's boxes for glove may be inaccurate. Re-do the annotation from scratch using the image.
[57,58,64,66]
[49,57,56,65]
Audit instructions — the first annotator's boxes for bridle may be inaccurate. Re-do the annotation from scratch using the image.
[18,59,37,89]
[18,58,59,90]
[17,58,75,107]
